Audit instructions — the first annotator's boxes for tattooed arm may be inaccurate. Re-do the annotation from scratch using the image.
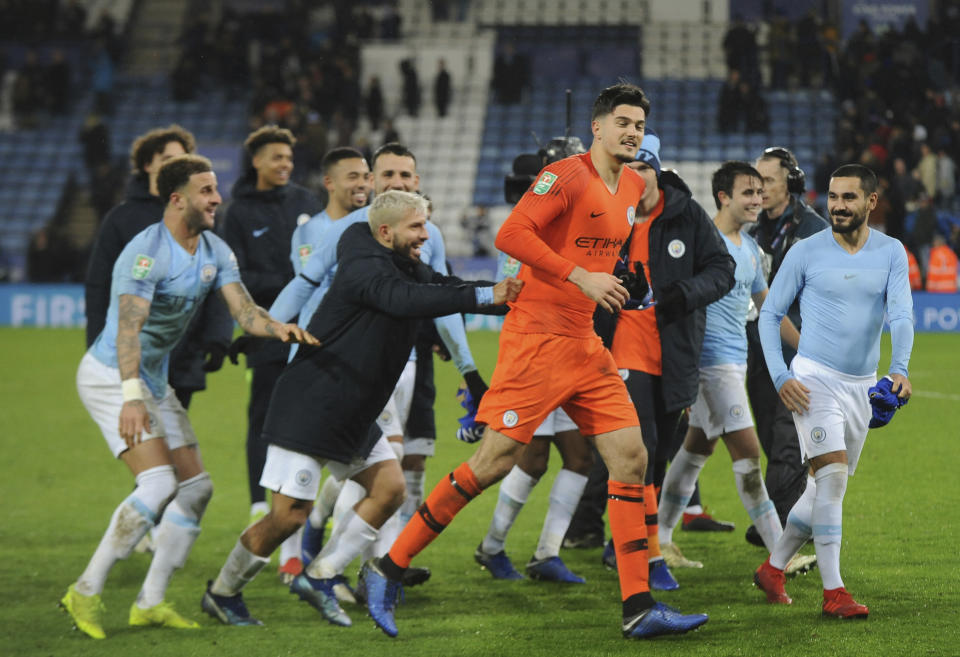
[219,282,319,345]
[116,294,151,447]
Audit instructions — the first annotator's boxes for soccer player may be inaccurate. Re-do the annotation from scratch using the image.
[361,83,709,639]
[62,155,316,640]
[202,191,519,628]
[753,164,913,618]
[657,161,808,568]
[220,125,323,545]
[595,131,736,585]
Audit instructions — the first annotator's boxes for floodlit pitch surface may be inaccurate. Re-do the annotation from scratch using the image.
[1,328,957,657]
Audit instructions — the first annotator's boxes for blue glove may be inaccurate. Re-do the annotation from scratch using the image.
[868,376,909,429]
[456,385,486,443]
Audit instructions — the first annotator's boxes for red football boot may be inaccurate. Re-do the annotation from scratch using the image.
[754,557,792,604]
[822,587,869,619]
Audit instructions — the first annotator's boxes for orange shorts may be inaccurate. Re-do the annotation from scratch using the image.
[476,329,639,444]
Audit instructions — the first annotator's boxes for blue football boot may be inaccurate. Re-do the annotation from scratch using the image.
[623,602,708,638]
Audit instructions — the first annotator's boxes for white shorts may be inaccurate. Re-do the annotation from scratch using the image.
[532,407,578,437]
[789,354,874,475]
[77,352,198,458]
[377,361,416,438]
[259,437,398,501]
[688,363,754,439]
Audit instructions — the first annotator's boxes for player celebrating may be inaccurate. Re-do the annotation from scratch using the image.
[361,83,709,640]
[657,161,807,567]
[62,155,316,639]
[753,164,913,618]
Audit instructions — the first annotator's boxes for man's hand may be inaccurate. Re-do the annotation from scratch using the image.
[888,373,912,402]
[568,266,629,314]
[119,400,150,448]
[778,378,810,414]
[492,277,524,304]
[270,322,320,345]
[202,343,228,373]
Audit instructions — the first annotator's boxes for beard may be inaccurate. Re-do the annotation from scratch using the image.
[393,238,422,262]
[830,209,868,234]
[184,204,212,234]
[614,152,635,164]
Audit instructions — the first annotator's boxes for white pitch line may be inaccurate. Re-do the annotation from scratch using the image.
[913,391,960,401]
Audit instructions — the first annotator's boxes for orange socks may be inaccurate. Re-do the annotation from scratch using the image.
[607,479,650,600]
[387,463,482,569]
[645,483,662,560]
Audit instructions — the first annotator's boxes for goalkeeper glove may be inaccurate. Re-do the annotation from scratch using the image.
[867,375,909,429]
[614,258,653,310]
[456,385,486,443]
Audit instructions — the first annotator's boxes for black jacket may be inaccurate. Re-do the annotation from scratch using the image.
[745,196,828,363]
[262,222,490,462]
[219,174,322,366]
[609,170,736,412]
[83,176,233,391]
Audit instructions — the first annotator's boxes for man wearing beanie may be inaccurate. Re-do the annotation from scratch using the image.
[566,129,736,586]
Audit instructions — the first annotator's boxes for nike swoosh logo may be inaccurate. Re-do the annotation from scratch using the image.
[844,274,856,279]
[252,227,269,238]
[590,211,606,218]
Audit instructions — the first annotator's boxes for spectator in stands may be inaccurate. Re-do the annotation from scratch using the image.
[90,38,115,114]
[434,59,452,118]
[492,44,529,105]
[742,79,769,133]
[926,232,959,292]
[905,245,923,290]
[722,16,759,86]
[380,3,402,40]
[915,142,938,199]
[12,49,42,129]
[400,58,421,117]
[58,0,88,36]
[78,111,116,217]
[28,227,75,282]
[936,145,957,210]
[46,49,71,114]
[717,69,744,133]
[766,12,793,89]
[366,76,384,130]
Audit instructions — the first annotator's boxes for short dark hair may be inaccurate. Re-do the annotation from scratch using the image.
[156,154,213,205]
[712,160,763,210]
[831,164,879,195]
[322,147,366,174]
[591,83,651,121]
[244,125,295,157]
[372,142,416,169]
[130,125,196,175]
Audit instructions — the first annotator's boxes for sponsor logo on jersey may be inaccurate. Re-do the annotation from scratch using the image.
[132,254,154,279]
[810,426,826,443]
[627,206,636,226]
[574,236,624,257]
[298,244,313,267]
[589,210,606,218]
[201,264,217,283]
[295,469,313,487]
[667,239,686,258]
[533,171,557,195]
[502,410,519,428]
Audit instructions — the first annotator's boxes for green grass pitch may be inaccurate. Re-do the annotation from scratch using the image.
[1,328,958,656]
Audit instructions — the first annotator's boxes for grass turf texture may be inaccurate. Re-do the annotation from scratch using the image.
[1,328,958,657]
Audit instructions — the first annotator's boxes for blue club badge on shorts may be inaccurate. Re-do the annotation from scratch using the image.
[811,427,827,443]
[729,405,744,419]
[502,410,519,428]
[201,264,217,283]
[295,469,313,487]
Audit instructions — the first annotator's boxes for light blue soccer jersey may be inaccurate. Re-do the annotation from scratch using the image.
[90,223,241,398]
[759,229,914,390]
[700,230,767,367]
[291,210,333,276]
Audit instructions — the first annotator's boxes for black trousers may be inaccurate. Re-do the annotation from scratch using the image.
[246,360,286,505]
[746,339,807,524]
[566,371,696,540]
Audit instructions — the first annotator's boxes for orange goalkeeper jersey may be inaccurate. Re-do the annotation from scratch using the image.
[495,152,645,337]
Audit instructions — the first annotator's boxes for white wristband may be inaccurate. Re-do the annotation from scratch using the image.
[122,378,145,402]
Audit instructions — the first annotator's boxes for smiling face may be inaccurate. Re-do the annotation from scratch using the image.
[178,171,221,234]
[756,157,790,216]
[722,173,763,227]
[827,176,876,234]
[252,142,293,190]
[373,153,419,193]
[385,208,429,262]
[325,157,371,216]
[593,104,646,164]
[627,160,659,211]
